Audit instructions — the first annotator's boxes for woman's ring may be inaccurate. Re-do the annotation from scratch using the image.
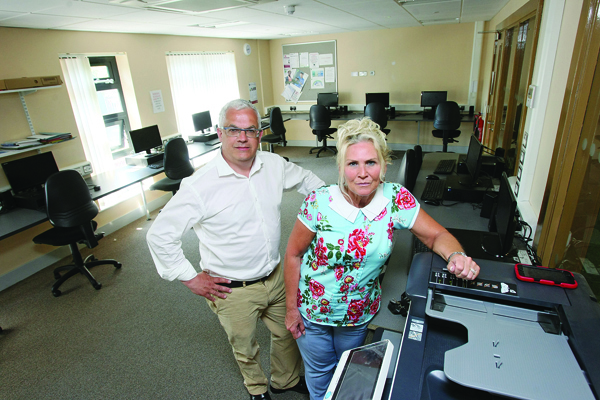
[470,268,477,275]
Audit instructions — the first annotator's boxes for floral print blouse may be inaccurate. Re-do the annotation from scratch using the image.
[296,182,420,327]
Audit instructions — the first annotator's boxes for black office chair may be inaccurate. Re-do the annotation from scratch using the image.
[432,101,461,152]
[32,170,121,297]
[396,149,417,193]
[150,137,194,195]
[261,107,289,161]
[309,105,337,158]
[364,102,391,135]
[414,145,423,174]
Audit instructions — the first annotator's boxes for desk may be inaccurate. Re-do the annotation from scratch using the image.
[0,141,220,240]
[282,111,475,144]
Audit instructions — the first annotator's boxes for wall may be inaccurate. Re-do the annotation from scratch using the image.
[0,27,267,283]
[267,24,476,150]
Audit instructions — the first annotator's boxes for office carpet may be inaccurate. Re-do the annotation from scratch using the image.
[0,146,404,400]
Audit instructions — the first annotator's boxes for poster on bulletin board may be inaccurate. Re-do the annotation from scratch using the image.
[281,40,337,102]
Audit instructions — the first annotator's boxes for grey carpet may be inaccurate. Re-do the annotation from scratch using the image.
[0,146,403,400]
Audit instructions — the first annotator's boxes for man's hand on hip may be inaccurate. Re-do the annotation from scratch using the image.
[182,271,232,301]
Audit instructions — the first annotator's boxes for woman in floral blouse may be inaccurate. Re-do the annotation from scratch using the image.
[284,118,480,400]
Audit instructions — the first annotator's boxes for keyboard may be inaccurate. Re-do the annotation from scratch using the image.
[421,179,446,202]
[413,237,431,255]
[434,159,456,174]
[148,162,163,169]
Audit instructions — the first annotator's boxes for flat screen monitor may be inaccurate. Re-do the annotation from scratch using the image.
[420,91,447,108]
[192,111,212,133]
[129,125,162,155]
[459,134,483,187]
[1,152,59,195]
[482,172,517,257]
[365,93,390,108]
[317,92,339,108]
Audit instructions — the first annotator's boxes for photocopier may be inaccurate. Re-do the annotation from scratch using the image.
[377,252,600,400]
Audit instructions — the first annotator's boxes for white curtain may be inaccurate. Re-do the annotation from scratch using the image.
[59,55,113,174]
[166,52,240,137]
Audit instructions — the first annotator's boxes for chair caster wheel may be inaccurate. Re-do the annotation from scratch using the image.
[116,263,122,269]
[93,283,102,290]
[52,290,62,297]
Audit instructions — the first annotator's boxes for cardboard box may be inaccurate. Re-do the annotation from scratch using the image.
[0,75,63,91]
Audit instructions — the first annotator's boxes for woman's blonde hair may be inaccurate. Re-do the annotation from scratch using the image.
[336,118,392,198]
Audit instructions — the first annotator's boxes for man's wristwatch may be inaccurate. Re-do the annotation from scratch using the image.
[447,251,467,263]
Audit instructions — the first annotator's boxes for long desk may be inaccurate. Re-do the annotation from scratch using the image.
[0,141,220,240]
[282,111,475,144]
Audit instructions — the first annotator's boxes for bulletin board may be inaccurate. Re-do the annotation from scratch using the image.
[281,40,337,102]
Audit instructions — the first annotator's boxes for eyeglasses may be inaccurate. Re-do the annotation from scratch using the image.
[221,127,262,138]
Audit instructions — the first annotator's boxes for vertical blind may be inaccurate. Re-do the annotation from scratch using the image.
[165,52,240,136]
[59,55,114,174]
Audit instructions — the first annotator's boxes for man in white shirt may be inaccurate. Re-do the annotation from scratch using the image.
[147,99,324,400]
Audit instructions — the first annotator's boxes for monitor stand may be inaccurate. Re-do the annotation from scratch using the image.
[480,233,506,258]
[13,187,45,211]
[423,107,436,120]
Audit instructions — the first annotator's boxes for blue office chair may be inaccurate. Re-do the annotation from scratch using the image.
[32,170,122,297]
[365,102,390,135]
[309,105,337,158]
[432,101,461,152]
[150,137,194,195]
[261,107,289,161]
[397,149,417,193]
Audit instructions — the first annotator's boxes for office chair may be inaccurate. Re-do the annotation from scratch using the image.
[32,170,122,297]
[150,137,195,195]
[396,149,417,193]
[364,102,391,135]
[414,145,423,174]
[309,105,338,158]
[261,107,289,161]
[432,101,461,152]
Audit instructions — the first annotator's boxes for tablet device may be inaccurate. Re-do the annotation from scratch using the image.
[515,263,577,289]
[325,340,394,400]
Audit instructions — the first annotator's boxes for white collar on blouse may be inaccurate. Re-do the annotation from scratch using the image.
[215,149,263,177]
[329,184,390,223]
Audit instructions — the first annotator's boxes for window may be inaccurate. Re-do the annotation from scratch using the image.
[165,52,240,137]
[89,56,132,161]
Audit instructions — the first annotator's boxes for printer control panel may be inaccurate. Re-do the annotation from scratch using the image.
[430,269,518,296]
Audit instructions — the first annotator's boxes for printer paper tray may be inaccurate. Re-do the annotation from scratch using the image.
[425,289,594,400]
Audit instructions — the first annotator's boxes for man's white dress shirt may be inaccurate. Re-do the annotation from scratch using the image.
[147,151,325,281]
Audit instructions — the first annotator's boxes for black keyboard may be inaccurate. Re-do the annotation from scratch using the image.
[148,162,163,169]
[434,159,456,174]
[413,237,431,255]
[421,179,446,201]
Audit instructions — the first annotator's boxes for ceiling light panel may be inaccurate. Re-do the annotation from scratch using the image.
[0,0,66,13]
[403,0,461,21]
[0,13,90,29]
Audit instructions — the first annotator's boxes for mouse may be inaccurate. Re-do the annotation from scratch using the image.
[426,175,439,180]
[423,200,440,206]
[94,185,101,192]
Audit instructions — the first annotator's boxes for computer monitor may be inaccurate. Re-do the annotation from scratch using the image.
[129,125,163,156]
[482,172,517,258]
[192,111,212,133]
[459,134,483,187]
[365,93,390,108]
[317,92,339,109]
[1,152,59,195]
[420,91,448,108]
